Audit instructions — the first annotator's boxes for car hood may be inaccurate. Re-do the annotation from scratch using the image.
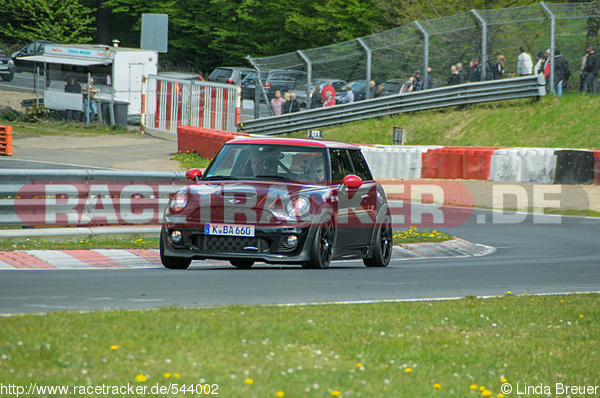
[177,180,332,226]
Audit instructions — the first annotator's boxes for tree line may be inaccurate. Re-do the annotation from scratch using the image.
[0,0,580,75]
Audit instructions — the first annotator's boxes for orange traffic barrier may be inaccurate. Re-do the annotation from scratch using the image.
[0,125,13,156]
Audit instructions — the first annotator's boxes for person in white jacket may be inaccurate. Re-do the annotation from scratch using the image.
[517,46,533,76]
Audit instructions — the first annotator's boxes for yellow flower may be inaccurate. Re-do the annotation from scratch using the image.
[276,391,285,397]
[331,391,341,397]
[497,394,505,398]
[433,383,442,390]
[356,363,362,368]
[245,378,254,385]
[506,291,512,295]
[500,377,507,383]
[482,390,492,397]
[135,374,147,382]
[174,373,181,378]
[470,384,479,390]
[404,367,413,373]
[579,314,585,318]
[164,372,171,378]
[110,345,118,351]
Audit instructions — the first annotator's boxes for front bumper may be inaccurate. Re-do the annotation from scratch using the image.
[161,223,317,264]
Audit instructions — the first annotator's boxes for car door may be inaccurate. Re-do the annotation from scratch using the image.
[330,148,376,248]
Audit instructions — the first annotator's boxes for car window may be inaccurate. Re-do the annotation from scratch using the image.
[348,150,373,181]
[329,149,355,183]
[203,143,328,184]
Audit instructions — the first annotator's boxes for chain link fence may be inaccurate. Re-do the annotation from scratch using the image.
[246,1,600,119]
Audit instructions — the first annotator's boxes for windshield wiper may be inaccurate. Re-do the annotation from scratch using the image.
[203,175,239,180]
[254,174,299,182]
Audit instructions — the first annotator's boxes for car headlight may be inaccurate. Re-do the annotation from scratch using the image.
[286,196,311,218]
[169,191,188,213]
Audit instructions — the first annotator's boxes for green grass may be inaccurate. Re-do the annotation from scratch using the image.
[1,294,597,397]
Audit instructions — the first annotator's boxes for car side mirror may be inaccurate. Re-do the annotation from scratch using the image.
[343,174,362,190]
[186,168,202,182]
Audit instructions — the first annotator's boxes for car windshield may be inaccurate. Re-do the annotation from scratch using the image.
[203,143,329,184]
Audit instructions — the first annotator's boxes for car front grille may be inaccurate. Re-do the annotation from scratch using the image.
[191,235,271,253]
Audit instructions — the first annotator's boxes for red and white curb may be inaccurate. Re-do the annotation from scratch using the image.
[0,239,493,270]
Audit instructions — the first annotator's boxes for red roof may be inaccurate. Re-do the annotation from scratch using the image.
[229,137,359,149]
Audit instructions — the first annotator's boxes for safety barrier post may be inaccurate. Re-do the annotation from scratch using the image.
[0,125,13,156]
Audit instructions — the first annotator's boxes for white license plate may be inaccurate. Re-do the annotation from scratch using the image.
[0,66,8,70]
[205,223,255,237]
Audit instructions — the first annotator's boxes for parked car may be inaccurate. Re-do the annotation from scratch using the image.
[207,67,253,85]
[240,70,268,100]
[0,50,16,81]
[289,78,347,108]
[160,137,393,269]
[11,40,54,74]
[381,79,409,96]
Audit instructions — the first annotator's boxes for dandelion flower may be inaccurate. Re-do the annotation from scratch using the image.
[164,372,171,378]
[110,345,118,351]
[470,384,478,390]
[497,394,505,398]
[482,389,492,397]
[331,391,341,396]
[135,374,147,382]
[500,377,507,383]
[404,367,413,373]
[276,391,285,397]
[245,378,254,385]
[433,383,442,390]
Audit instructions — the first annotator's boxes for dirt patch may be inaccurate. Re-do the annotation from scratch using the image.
[0,89,39,111]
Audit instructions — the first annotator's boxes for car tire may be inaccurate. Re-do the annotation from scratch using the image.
[303,215,335,269]
[159,230,191,270]
[363,215,393,267]
[0,73,14,82]
[230,259,255,268]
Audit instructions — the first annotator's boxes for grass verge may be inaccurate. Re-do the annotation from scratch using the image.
[0,228,451,251]
[1,294,597,397]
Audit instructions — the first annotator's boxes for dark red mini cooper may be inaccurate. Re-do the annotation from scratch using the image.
[160,137,392,269]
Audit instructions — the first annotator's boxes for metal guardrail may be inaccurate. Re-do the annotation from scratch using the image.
[237,75,546,135]
[0,170,187,228]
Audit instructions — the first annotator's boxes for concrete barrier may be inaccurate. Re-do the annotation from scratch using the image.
[489,148,556,184]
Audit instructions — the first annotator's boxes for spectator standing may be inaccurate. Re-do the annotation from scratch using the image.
[579,49,590,92]
[582,46,600,94]
[468,58,481,82]
[517,46,533,76]
[424,67,434,89]
[82,77,98,124]
[339,85,354,104]
[368,80,377,99]
[550,49,570,97]
[408,70,422,92]
[323,91,336,107]
[64,74,81,122]
[533,52,546,75]
[456,62,468,84]
[321,80,335,103]
[375,84,385,97]
[447,65,460,85]
[270,90,286,115]
[311,85,323,108]
[284,93,300,113]
[493,55,505,79]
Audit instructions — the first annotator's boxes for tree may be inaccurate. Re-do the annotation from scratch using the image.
[0,0,95,43]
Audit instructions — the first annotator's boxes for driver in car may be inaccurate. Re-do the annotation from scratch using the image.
[309,157,325,182]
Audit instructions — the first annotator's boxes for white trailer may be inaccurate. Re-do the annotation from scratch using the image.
[19,44,158,119]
